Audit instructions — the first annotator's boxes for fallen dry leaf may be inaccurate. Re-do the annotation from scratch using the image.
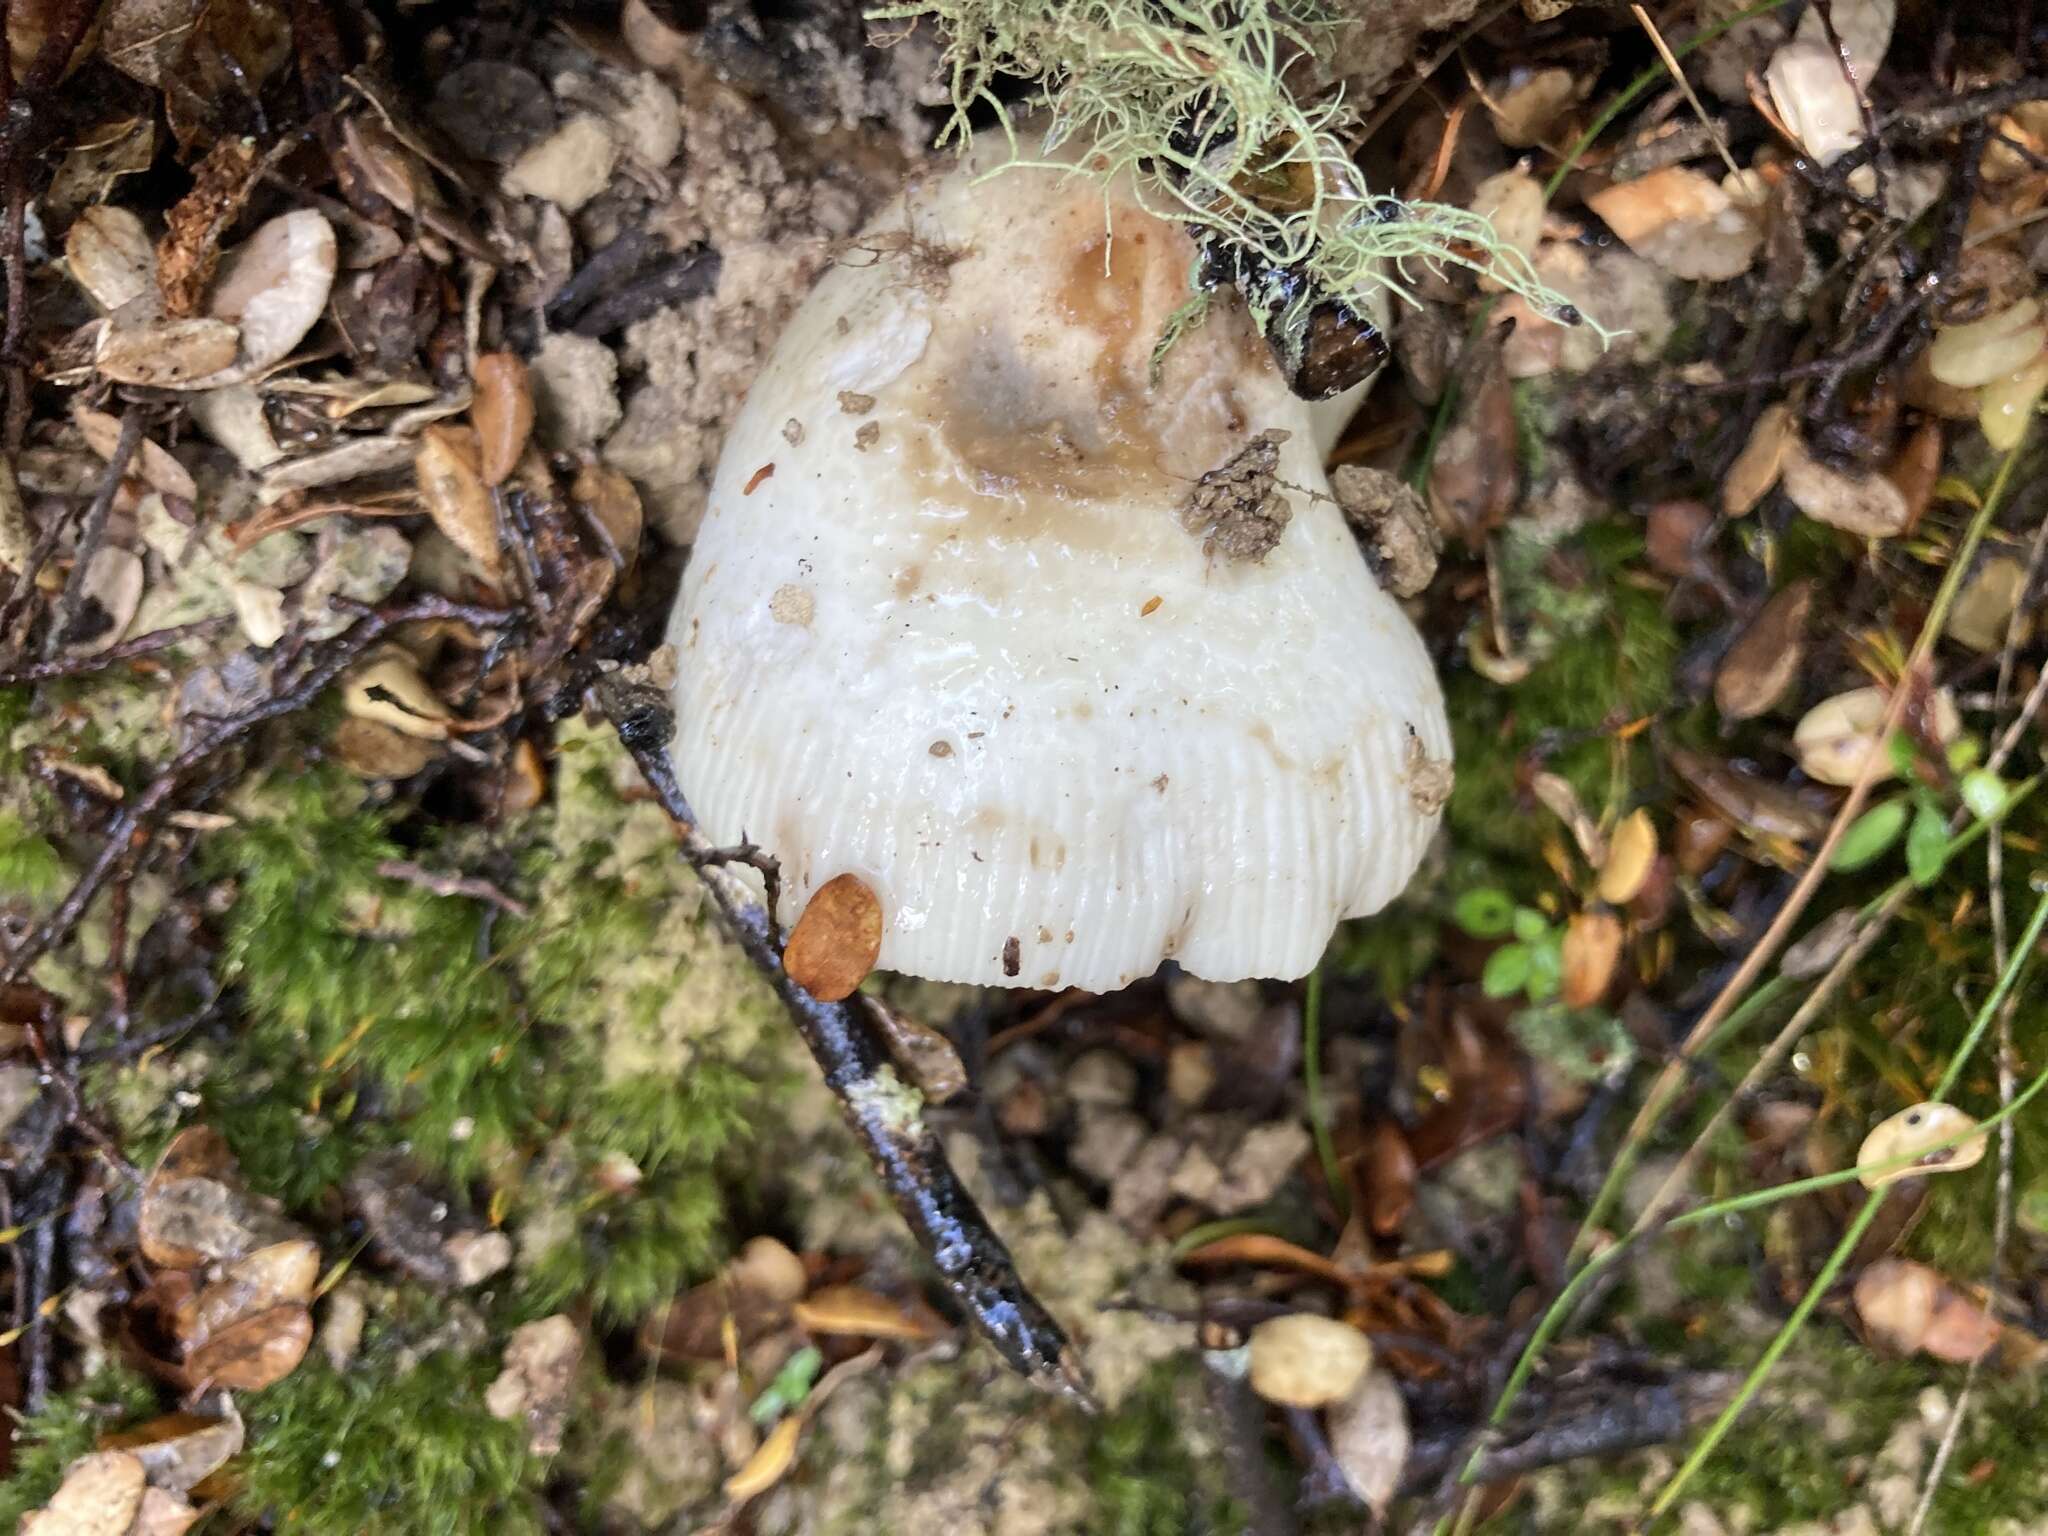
[332,716,441,779]
[342,651,455,741]
[183,1302,313,1391]
[1722,401,1795,516]
[471,353,535,487]
[724,1414,801,1503]
[108,1411,244,1494]
[1587,167,1761,282]
[1858,1103,1987,1190]
[1596,810,1658,905]
[1855,1257,1940,1353]
[1715,580,1812,721]
[1794,686,1960,787]
[866,999,967,1101]
[1560,910,1623,1008]
[1247,1313,1372,1408]
[64,205,157,313]
[173,1238,319,1348]
[1781,438,1910,538]
[187,209,337,388]
[1855,1257,2000,1362]
[19,1450,146,1536]
[126,1487,199,1536]
[96,317,241,387]
[1327,1366,1409,1520]
[66,546,143,658]
[414,425,500,580]
[73,408,197,502]
[1948,553,2032,653]
[792,1283,947,1343]
[1883,419,1943,535]
[784,873,883,1003]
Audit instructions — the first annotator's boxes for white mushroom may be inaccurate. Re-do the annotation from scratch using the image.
[667,137,1451,991]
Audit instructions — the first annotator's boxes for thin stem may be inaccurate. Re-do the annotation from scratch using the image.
[1302,966,1349,1223]
[1646,887,2048,1520]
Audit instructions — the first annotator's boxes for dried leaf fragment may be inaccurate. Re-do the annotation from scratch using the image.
[174,1238,319,1347]
[114,1411,245,1494]
[1587,167,1761,282]
[724,1414,801,1502]
[1596,810,1657,905]
[1858,1103,1987,1190]
[471,353,535,487]
[1560,911,1623,1007]
[792,1284,947,1343]
[1793,686,1959,787]
[415,426,500,579]
[784,873,883,1002]
[1781,438,1910,538]
[65,205,157,313]
[1327,1366,1409,1520]
[1722,402,1794,516]
[1715,580,1812,721]
[183,1303,313,1391]
[187,209,338,389]
[343,651,455,740]
[96,317,241,387]
[19,1450,146,1536]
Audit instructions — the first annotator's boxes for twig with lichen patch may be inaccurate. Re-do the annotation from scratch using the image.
[593,669,1093,1407]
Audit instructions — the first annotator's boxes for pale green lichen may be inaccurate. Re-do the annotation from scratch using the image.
[844,1063,926,1135]
[870,0,1597,359]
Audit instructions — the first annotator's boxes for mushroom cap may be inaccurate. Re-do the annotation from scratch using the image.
[668,139,1450,990]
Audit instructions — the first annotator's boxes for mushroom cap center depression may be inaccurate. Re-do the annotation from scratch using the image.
[669,144,1450,990]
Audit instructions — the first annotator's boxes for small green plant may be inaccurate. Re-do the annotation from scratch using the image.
[1453,887,1565,1002]
[869,0,1594,360]
[1830,733,2017,885]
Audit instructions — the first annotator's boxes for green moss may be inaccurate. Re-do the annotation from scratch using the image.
[234,1350,542,1536]
[0,1368,160,1527]
[0,808,65,906]
[1088,1360,1241,1536]
[1443,520,1679,874]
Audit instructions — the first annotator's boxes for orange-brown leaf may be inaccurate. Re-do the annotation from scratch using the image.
[471,353,534,488]
[183,1304,312,1392]
[791,1284,947,1343]
[784,874,883,1002]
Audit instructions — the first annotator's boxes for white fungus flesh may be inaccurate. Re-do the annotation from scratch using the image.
[668,138,1451,991]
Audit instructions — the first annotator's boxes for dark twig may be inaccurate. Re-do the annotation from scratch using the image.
[39,411,146,665]
[594,670,1089,1405]
[0,609,464,990]
[25,1014,141,1183]
[0,617,231,686]
[376,859,531,918]
[545,226,662,329]
[570,247,721,337]
[21,1166,65,1411]
[1403,1372,1741,1493]
[1203,1347,1300,1536]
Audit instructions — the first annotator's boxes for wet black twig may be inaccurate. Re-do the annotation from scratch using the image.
[594,671,1090,1406]
[21,1166,65,1411]
[570,246,721,337]
[545,226,662,329]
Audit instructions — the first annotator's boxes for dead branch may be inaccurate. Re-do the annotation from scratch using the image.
[376,859,531,918]
[593,669,1090,1407]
